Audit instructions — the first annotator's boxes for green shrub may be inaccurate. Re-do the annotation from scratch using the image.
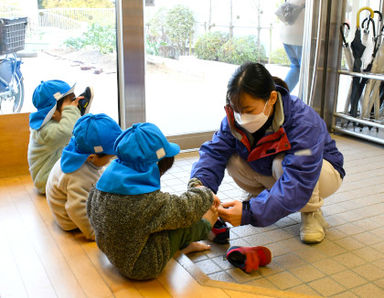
[64,36,85,50]
[269,47,290,66]
[145,8,168,56]
[164,5,195,56]
[194,31,229,61]
[64,23,116,54]
[218,36,267,65]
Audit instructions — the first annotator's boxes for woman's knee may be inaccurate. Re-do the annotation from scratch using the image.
[272,154,284,180]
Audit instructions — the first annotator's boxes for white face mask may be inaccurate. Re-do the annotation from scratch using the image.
[234,100,269,133]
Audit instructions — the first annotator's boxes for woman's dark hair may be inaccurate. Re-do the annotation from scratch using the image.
[272,76,289,91]
[158,156,174,176]
[226,62,276,113]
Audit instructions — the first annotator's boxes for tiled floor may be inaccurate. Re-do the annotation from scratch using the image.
[161,134,384,297]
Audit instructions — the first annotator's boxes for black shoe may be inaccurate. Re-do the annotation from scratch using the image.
[78,86,94,115]
[211,218,230,244]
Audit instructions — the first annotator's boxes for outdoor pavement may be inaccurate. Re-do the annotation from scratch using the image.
[19,50,119,123]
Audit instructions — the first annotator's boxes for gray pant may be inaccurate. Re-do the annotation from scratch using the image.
[226,154,342,212]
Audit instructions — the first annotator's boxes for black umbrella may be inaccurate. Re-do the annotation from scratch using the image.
[349,7,374,118]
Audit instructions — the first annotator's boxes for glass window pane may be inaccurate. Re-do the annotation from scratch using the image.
[0,1,118,122]
[144,0,305,136]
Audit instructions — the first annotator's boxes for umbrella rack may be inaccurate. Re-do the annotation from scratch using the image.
[333,6,384,145]
[334,71,384,146]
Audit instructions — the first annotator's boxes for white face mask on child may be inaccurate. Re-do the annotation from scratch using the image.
[234,100,269,133]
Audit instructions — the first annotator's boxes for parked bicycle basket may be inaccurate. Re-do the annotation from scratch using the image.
[0,17,28,55]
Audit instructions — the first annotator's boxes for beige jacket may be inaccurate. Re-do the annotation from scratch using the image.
[46,159,103,240]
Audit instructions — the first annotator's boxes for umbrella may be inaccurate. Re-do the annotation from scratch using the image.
[340,23,354,70]
[349,6,374,118]
[361,23,384,120]
[340,22,355,115]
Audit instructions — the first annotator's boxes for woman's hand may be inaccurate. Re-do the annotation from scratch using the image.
[218,200,243,227]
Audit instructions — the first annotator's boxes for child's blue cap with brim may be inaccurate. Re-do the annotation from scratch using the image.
[96,122,180,195]
[61,113,122,173]
[29,80,75,130]
[114,122,180,164]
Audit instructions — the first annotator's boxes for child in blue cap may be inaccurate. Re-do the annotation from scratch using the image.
[87,122,219,280]
[28,80,93,194]
[46,113,122,240]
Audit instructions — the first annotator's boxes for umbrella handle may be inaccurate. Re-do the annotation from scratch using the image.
[340,23,350,46]
[374,10,383,22]
[357,7,374,29]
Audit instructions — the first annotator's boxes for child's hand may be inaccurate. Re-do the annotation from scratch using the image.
[212,193,221,208]
[61,96,80,108]
[70,96,81,107]
[202,204,218,227]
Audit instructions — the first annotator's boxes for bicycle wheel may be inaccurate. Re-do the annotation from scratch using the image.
[0,74,24,114]
[12,75,24,112]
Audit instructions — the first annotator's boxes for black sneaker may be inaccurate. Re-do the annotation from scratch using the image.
[78,86,94,115]
[210,218,230,244]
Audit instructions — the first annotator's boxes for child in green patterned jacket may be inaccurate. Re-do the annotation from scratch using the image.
[87,122,219,280]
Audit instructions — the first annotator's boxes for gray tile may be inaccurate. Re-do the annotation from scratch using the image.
[332,252,367,269]
[315,239,347,257]
[195,259,222,275]
[257,260,284,277]
[273,253,307,270]
[266,271,302,290]
[211,255,233,270]
[351,231,383,246]
[353,246,384,262]
[313,258,347,275]
[208,271,236,283]
[230,225,261,238]
[187,251,209,262]
[308,277,346,296]
[245,277,279,290]
[352,263,384,281]
[334,236,366,251]
[331,270,367,289]
[294,246,328,263]
[351,283,384,297]
[288,284,320,296]
[374,278,384,289]
[205,243,228,258]
[289,264,325,283]
[330,291,359,298]
[227,267,261,283]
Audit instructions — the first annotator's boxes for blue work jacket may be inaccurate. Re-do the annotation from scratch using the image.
[190,86,345,227]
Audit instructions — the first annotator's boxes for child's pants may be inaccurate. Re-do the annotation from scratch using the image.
[226,154,342,213]
[168,219,212,257]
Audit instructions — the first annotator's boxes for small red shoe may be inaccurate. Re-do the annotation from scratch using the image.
[226,246,272,273]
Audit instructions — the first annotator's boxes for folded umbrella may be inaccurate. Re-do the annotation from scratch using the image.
[349,7,374,118]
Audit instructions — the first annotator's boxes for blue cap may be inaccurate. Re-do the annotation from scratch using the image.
[114,122,180,164]
[60,113,122,173]
[29,80,75,130]
[96,122,180,195]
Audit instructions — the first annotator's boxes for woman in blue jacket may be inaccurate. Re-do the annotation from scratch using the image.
[189,62,345,244]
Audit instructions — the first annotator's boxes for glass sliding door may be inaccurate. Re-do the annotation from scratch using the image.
[0,0,119,121]
[141,0,308,148]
